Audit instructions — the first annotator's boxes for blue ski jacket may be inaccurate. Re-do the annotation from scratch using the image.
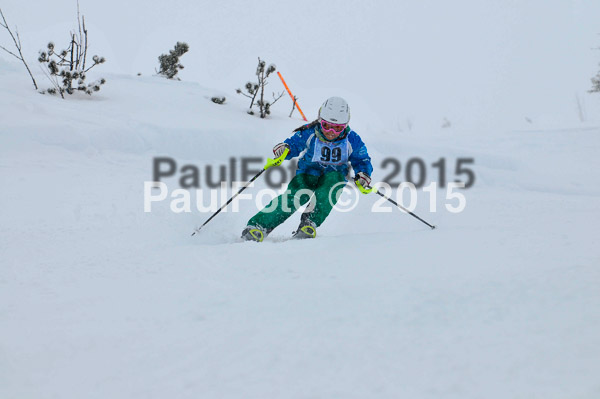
[283,124,373,179]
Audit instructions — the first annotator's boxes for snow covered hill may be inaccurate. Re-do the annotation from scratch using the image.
[1,61,600,399]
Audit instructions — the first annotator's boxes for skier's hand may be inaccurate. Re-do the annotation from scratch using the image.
[273,143,290,158]
[354,172,372,192]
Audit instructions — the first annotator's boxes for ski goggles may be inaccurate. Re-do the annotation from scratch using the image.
[320,119,347,134]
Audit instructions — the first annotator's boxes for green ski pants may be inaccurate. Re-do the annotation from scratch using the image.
[247,171,346,231]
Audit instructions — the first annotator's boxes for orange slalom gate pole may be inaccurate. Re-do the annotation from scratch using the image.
[277,71,307,121]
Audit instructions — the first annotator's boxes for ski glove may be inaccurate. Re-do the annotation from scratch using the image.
[273,143,290,158]
[354,172,371,191]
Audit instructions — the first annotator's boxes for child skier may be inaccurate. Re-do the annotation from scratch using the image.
[241,96,373,241]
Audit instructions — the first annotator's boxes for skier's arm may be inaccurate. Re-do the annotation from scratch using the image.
[348,132,373,177]
[282,128,314,159]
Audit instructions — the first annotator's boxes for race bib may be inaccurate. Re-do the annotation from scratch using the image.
[311,137,349,166]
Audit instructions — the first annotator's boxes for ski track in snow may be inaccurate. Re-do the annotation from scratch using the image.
[1,63,600,399]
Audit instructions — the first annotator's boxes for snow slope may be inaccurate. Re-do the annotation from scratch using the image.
[1,61,600,399]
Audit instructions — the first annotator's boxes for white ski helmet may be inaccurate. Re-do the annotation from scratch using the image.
[318,96,350,125]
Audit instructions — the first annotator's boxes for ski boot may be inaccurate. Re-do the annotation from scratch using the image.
[241,225,270,242]
[292,216,317,239]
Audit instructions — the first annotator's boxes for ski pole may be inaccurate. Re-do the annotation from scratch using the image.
[371,186,436,230]
[191,148,289,236]
[355,179,436,230]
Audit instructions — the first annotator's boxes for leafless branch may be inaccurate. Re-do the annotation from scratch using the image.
[289,95,297,117]
[0,8,38,89]
[69,34,75,71]
[271,91,284,106]
[83,58,101,73]
[38,63,63,98]
[0,44,18,58]
[82,16,88,71]
[77,1,82,65]
[54,49,70,64]
[237,90,253,99]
